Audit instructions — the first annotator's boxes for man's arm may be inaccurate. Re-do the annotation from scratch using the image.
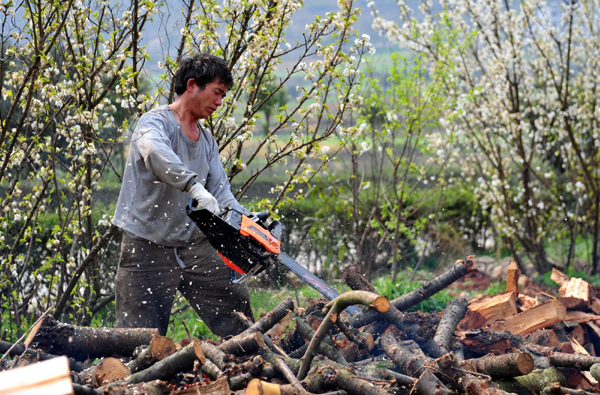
[134,117,219,213]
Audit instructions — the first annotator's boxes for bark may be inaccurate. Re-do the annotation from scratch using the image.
[336,339,359,363]
[260,348,302,375]
[541,384,599,395]
[321,366,392,395]
[170,376,230,395]
[218,331,265,355]
[379,334,453,395]
[425,298,468,358]
[32,316,159,361]
[293,316,348,365]
[590,362,600,382]
[465,351,534,379]
[435,352,513,395]
[525,345,600,370]
[244,297,294,335]
[228,371,253,391]
[342,265,378,294]
[460,328,524,355]
[72,383,102,395]
[298,292,390,380]
[124,339,204,384]
[200,342,231,371]
[495,367,566,393]
[347,257,475,328]
[126,335,177,373]
[0,339,83,372]
[200,358,224,380]
[235,299,291,356]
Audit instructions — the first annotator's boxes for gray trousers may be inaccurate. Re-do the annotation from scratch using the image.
[115,230,254,337]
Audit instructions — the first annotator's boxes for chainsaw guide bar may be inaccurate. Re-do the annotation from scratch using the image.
[186,203,360,315]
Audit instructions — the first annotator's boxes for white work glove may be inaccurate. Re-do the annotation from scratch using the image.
[187,182,220,215]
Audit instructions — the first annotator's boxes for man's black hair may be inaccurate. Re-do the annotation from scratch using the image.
[173,53,234,95]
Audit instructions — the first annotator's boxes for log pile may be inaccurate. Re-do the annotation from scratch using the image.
[4,257,600,394]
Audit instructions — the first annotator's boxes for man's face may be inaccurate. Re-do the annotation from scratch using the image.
[190,78,228,120]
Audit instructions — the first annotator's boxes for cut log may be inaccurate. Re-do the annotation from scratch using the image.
[559,278,593,310]
[335,338,359,363]
[506,260,520,298]
[32,316,159,360]
[218,331,265,355]
[237,298,293,356]
[0,355,73,395]
[495,367,566,393]
[435,352,514,395]
[526,346,600,370]
[90,357,130,387]
[380,334,453,395]
[321,366,392,395]
[459,329,523,354]
[426,298,467,358]
[244,297,295,336]
[124,338,204,384]
[293,316,348,365]
[200,342,231,371]
[458,291,518,331]
[171,376,229,394]
[126,334,177,373]
[487,299,567,335]
[464,351,534,379]
[347,256,475,329]
[0,339,83,372]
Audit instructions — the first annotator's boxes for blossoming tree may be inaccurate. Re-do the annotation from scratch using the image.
[0,0,373,338]
[370,0,600,273]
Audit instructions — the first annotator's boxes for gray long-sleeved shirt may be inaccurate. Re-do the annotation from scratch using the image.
[113,105,240,247]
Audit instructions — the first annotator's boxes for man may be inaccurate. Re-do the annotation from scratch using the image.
[112,54,253,337]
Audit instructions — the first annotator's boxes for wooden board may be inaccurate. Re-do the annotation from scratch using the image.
[0,356,73,395]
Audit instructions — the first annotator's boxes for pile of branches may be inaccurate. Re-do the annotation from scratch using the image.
[3,256,600,395]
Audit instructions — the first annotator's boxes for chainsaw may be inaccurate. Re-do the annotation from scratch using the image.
[186,201,360,315]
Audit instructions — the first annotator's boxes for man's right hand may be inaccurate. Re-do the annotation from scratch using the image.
[187,183,220,214]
